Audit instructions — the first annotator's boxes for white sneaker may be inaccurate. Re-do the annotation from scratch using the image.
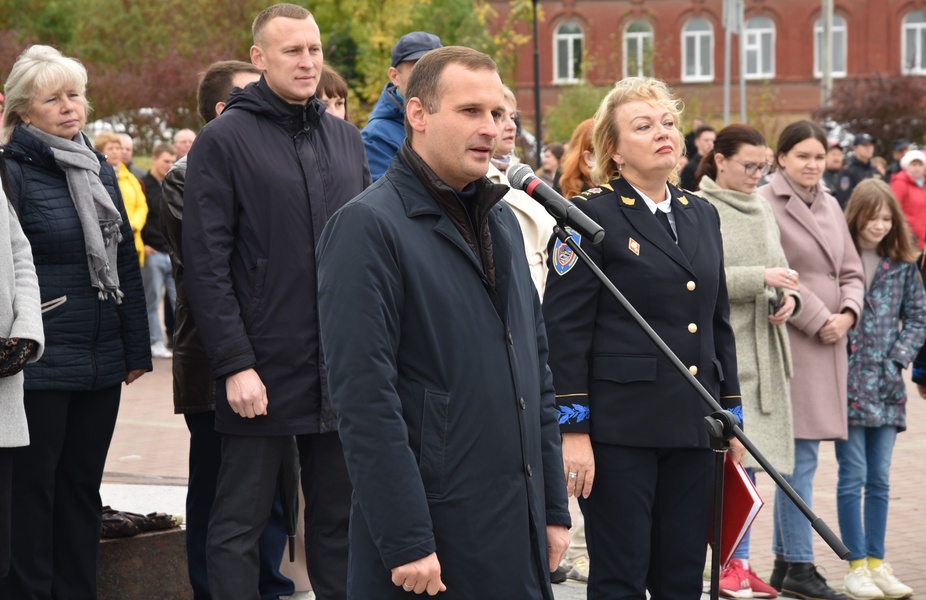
[566,556,588,582]
[150,341,173,359]
[869,563,913,599]
[845,566,885,599]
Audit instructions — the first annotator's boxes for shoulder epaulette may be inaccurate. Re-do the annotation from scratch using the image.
[576,182,613,201]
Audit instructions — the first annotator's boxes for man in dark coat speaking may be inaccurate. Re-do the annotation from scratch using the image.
[317,46,571,598]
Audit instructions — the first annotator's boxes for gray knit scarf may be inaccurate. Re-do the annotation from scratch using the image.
[24,125,124,303]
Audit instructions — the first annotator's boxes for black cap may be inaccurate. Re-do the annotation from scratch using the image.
[892,138,912,153]
[391,32,442,68]
[853,133,876,146]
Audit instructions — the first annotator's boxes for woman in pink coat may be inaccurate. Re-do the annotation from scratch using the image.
[889,149,926,250]
[757,120,864,600]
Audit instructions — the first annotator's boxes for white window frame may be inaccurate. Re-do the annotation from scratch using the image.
[814,15,848,78]
[682,18,714,83]
[623,20,654,78]
[744,16,775,80]
[902,10,926,75]
[554,22,584,84]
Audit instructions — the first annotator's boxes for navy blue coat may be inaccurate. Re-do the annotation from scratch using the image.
[183,77,370,436]
[543,177,741,448]
[317,155,571,599]
[1,127,151,390]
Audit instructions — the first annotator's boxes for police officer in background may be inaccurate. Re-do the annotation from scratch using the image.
[542,77,744,599]
[835,133,881,209]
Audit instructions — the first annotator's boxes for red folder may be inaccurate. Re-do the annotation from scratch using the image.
[710,455,765,567]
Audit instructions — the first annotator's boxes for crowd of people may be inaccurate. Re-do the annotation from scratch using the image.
[0,2,924,600]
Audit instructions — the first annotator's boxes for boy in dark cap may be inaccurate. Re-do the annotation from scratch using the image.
[886,138,911,183]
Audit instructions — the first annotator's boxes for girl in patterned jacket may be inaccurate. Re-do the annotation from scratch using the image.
[838,179,926,599]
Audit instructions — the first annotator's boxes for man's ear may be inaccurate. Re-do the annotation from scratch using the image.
[387,66,401,88]
[250,45,265,71]
[405,98,427,134]
[215,101,227,117]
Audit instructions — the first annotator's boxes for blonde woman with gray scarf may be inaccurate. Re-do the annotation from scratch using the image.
[695,123,803,598]
[0,45,150,598]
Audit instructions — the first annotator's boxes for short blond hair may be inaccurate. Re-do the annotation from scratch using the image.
[252,3,312,47]
[93,131,121,154]
[590,77,683,184]
[2,45,90,144]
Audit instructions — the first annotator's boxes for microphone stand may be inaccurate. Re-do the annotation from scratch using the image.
[550,224,849,599]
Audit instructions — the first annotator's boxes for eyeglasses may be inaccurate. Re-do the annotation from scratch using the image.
[729,158,772,177]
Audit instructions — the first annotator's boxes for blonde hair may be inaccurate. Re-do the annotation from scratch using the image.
[2,45,90,144]
[252,3,312,47]
[590,77,683,185]
[93,131,121,154]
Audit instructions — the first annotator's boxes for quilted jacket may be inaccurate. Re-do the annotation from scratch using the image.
[0,126,151,390]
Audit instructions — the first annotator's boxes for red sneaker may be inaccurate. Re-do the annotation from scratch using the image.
[720,559,753,598]
[745,562,778,599]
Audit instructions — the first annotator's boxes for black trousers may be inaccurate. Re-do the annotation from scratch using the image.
[580,443,714,600]
[0,386,121,600]
[0,449,11,578]
[206,431,352,600]
[184,412,294,600]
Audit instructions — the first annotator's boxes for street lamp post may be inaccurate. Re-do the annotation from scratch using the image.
[532,0,542,168]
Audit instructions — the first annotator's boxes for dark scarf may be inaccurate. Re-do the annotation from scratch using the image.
[399,141,508,288]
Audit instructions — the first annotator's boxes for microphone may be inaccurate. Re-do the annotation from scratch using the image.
[506,163,605,244]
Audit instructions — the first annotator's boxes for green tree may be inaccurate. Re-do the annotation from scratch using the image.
[543,83,609,144]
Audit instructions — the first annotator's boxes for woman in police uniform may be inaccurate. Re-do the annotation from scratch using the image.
[542,77,743,599]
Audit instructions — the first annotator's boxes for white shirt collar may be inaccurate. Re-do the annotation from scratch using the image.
[628,182,673,214]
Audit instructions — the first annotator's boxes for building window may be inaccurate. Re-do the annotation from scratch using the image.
[623,20,653,78]
[744,16,775,79]
[682,17,714,83]
[902,10,926,75]
[554,22,583,84]
[814,15,847,78]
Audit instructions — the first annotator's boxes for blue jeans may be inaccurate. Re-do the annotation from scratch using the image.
[142,251,176,345]
[835,425,897,561]
[731,468,756,561]
[773,439,819,562]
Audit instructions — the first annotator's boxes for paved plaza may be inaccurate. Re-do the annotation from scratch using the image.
[103,356,926,599]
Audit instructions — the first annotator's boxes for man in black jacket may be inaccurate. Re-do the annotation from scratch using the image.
[317,46,570,599]
[835,133,881,208]
[161,60,300,600]
[182,4,370,599]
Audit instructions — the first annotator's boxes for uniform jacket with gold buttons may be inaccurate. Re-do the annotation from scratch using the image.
[542,176,741,448]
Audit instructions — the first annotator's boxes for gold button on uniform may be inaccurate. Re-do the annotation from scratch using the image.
[688,323,698,334]
[687,281,696,291]
[689,365,698,375]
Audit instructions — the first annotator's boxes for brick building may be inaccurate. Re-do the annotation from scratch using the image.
[491,0,926,140]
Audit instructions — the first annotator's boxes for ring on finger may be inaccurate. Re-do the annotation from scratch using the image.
[403,583,414,590]
[568,471,577,479]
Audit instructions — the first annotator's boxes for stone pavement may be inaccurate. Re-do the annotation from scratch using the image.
[104,356,926,599]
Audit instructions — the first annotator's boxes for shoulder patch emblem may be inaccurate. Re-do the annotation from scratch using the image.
[587,187,602,194]
[621,195,635,206]
[628,238,640,255]
[678,195,689,205]
[553,228,582,276]
[600,183,613,191]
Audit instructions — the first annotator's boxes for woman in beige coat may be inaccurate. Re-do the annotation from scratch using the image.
[697,123,801,598]
[758,120,864,600]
